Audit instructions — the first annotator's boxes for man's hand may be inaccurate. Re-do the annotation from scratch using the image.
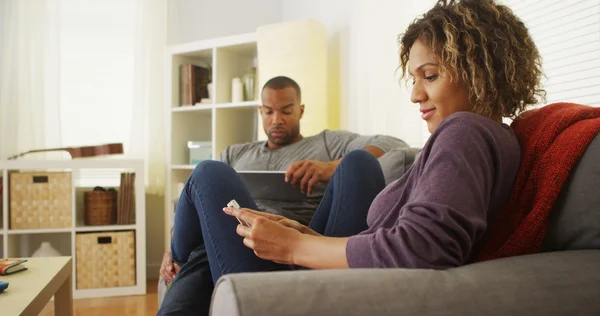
[285,160,338,195]
[160,251,180,283]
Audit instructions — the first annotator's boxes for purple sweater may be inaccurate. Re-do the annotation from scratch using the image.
[346,112,521,269]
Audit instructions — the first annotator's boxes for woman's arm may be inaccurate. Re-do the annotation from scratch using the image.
[225,207,349,268]
[293,235,350,269]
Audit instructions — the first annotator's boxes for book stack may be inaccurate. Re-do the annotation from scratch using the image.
[117,172,135,225]
[180,64,211,106]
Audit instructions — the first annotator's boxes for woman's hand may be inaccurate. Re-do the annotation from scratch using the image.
[224,207,321,236]
[276,218,321,236]
[223,207,305,265]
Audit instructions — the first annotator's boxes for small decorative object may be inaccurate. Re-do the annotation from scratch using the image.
[231,77,243,102]
[207,82,214,101]
[188,141,212,164]
[32,241,61,257]
[84,186,118,225]
[243,67,256,101]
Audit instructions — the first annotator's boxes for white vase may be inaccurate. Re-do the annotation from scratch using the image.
[231,77,243,103]
[32,241,61,257]
[207,82,213,101]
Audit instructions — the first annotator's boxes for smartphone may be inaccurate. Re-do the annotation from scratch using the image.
[227,199,250,227]
[0,281,9,293]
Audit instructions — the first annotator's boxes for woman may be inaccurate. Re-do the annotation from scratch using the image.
[158,0,545,314]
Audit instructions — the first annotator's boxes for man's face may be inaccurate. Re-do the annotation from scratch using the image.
[259,87,304,149]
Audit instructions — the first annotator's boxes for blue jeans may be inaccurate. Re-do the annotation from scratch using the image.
[157,150,385,316]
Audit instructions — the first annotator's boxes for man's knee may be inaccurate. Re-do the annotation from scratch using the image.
[190,160,233,182]
[341,149,379,166]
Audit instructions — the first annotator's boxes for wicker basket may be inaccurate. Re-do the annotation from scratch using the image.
[76,231,136,289]
[84,190,117,225]
[9,171,72,229]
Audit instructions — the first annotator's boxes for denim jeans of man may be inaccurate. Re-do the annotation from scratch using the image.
[157,150,386,316]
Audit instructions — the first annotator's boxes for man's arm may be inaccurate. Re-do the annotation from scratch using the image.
[324,130,408,159]
[285,131,407,194]
[327,145,385,168]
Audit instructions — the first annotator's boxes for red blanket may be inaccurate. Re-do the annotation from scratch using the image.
[473,102,600,262]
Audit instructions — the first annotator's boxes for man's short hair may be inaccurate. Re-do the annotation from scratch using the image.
[262,76,302,101]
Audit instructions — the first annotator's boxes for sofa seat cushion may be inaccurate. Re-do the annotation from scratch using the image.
[211,250,600,316]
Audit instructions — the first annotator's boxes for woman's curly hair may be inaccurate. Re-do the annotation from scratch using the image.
[399,0,546,119]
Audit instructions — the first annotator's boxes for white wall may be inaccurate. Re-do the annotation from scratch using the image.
[167,0,282,44]
[281,0,436,147]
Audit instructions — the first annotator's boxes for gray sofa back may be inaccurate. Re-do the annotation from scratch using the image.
[542,133,600,251]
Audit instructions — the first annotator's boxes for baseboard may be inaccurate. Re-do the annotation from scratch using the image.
[147,262,161,280]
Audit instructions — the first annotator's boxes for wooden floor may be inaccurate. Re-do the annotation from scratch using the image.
[39,280,159,316]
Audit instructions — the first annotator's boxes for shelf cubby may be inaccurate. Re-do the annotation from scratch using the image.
[214,43,258,104]
[170,48,213,109]
[6,232,71,258]
[171,110,213,166]
[214,106,259,157]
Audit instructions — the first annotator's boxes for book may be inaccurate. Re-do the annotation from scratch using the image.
[0,259,28,275]
[180,64,210,106]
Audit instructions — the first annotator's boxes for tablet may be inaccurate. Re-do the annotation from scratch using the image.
[236,170,307,202]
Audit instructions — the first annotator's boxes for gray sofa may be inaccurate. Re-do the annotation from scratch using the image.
[209,134,600,316]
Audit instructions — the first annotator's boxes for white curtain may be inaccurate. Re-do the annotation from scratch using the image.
[0,0,62,159]
[128,0,167,195]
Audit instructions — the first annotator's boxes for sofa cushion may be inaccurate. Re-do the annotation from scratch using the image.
[210,250,600,316]
[378,147,421,184]
[542,133,600,251]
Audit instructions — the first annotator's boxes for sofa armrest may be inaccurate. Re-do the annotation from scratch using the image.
[211,250,600,316]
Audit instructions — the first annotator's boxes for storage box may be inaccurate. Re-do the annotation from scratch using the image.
[9,171,72,229]
[188,141,212,164]
[84,189,117,226]
[76,231,136,289]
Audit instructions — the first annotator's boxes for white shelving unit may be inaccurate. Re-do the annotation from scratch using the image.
[164,20,331,249]
[0,158,146,299]
[164,32,261,248]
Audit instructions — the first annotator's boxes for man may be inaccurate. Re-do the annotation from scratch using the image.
[157,76,413,313]
[160,76,409,281]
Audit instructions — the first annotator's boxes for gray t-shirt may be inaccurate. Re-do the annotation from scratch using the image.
[220,129,408,225]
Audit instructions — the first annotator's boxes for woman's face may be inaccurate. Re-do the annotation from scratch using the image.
[408,39,472,133]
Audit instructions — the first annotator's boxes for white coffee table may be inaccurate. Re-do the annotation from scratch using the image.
[0,256,73,316]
